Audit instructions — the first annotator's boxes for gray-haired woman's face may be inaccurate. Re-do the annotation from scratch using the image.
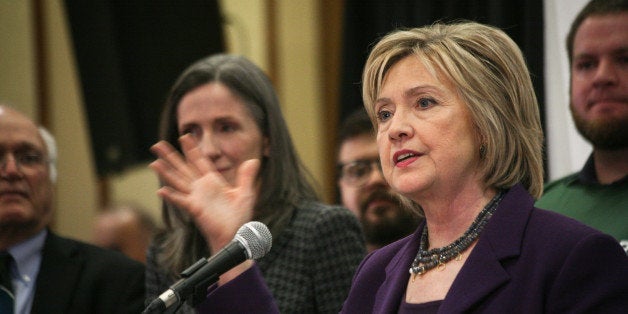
[177,82,269,186]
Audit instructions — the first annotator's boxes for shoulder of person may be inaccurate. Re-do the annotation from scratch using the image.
[525,210,628,311]
[293,202,359,229]
[542,172,579,192]
[296,201,355,219]
[528,207,603,237]
[291,202,364,245]
[46,232,145,271]
[526,207,624,256]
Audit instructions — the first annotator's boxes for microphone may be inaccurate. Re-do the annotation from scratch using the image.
[143,221,272,313]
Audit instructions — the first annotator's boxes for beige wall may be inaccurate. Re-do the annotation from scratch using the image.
[0,1,36,116]
[0,0,332,242]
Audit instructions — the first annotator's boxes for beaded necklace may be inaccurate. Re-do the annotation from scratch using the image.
[409,191,504,281]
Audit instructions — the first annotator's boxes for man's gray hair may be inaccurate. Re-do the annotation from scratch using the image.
[38,127,57,183]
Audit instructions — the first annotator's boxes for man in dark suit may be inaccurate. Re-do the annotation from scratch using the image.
[0,104,145,313]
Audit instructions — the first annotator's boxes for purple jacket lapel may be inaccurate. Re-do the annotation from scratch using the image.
[374,227,422,312]
[441,185,534,312]
[370,185,535,313]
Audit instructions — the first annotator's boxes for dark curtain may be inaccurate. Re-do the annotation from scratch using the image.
[340,0,545,125]
[65,0,224,176]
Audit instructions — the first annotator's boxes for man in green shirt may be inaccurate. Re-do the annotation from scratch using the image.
[536,0,627,253]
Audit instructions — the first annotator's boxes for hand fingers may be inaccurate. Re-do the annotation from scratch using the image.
[149,159,192,194]
[179,134,215,174]
[150,140,198,181]
[236,159,261,191]
[156,186,192,214]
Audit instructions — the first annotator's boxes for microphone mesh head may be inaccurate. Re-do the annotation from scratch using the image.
[235,221,272,260]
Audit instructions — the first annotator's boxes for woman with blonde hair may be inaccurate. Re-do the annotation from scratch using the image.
[343,21,627,312]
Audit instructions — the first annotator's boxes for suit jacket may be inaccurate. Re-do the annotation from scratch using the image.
[342,184,628,313]
[30,231,145,314]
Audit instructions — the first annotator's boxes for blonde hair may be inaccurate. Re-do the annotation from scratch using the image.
[362,22,544,199]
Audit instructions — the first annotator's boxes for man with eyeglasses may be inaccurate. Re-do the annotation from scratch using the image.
[0,105,144,313]
[337,109,419,252]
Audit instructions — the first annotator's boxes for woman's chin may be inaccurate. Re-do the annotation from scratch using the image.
[393,181,431,199]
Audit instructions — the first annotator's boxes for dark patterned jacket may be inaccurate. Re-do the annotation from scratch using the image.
[145,202,366,313]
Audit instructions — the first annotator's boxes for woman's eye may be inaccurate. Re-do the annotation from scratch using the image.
[417,98,435,109]
[179,128,191,136]
[218,123,237,133]
[180,126,201,138]
[376,110,392,122]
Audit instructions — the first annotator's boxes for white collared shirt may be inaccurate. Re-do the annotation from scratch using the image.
[7,229,46,314]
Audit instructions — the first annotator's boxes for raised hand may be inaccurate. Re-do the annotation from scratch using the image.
[149,134,261,252]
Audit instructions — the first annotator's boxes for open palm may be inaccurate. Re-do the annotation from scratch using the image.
[150,134,260,251]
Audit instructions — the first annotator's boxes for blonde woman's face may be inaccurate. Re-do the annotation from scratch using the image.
[177,83,269,186]
[373,56,481,200]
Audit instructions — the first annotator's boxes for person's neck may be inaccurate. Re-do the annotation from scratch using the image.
[0,226,44,250]
[1,235,23,250]
[420,186,496,249]
[593,147,628,184]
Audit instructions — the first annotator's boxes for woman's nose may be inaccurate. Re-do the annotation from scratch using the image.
[197,133,221,158]
[388,110,413,141]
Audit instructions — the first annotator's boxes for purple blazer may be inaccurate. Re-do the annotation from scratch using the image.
[200,184,628,313]
[342,184,628,313]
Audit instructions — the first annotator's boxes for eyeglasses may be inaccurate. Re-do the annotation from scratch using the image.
[337,158,382,187]
[0,151,48,171]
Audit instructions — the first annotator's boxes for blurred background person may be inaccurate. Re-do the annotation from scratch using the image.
[147,54,365,313]
[0,104,145,314]
[337,109,419,252]
[92,203,157,264]
[535,0,628,250]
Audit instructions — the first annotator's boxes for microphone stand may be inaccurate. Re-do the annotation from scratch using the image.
[143,258,219,313]
[143,221,271,314]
